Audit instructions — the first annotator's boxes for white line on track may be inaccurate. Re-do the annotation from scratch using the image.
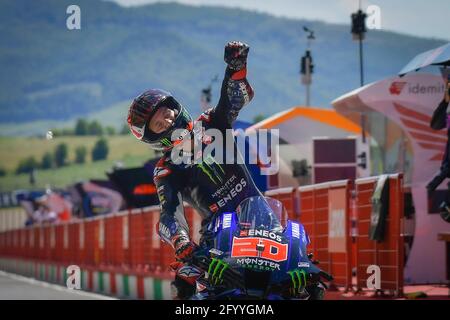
[0,270,117,300]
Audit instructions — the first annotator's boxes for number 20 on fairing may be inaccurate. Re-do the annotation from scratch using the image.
[231,237,288,262]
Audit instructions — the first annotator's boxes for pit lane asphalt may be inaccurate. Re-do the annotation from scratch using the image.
[0,270,116,300]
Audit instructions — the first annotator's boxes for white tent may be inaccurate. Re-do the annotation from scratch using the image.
[332,73,448,284]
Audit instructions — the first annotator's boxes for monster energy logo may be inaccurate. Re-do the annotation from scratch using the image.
[197,154,225,185]
[288,269,308,293]
[208,258,229,285]
[236,258,280,271]
[161,138,172,147]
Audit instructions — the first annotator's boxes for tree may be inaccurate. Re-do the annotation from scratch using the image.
[41,152,53,169]
[75,146,87,164]
[75,118,88,136]
[88,120,103,136]
[105,126,116,136]
[92,138,109,161]
[120,124,130,135]
[50,128,62,137]
[62,128,74,136]
[54,143,68,167]
[16,156,38,175]
[253,114,267,124]
[0,167,6,177]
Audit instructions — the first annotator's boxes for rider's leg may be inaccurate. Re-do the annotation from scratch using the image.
[170,216,216,299]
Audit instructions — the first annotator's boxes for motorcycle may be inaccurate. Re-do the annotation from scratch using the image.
[188,195,333,300]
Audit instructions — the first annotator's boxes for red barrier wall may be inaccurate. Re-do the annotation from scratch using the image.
[354,174,404,297]
[265,187,299,225]
[129,208,145,268]
[297,180,353,290]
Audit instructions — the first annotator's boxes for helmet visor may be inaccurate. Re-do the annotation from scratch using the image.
[127,104,147,140]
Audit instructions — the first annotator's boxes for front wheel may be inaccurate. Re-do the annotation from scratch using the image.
[306,285,325,300]
[171,276,196,300]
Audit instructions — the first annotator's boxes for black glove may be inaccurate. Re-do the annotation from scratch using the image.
[224,41,250,72]
[307,252,320,265]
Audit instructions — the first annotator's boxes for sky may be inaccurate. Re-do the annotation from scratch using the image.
[106,0,450,41]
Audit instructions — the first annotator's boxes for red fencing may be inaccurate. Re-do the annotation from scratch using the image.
[264,187,299,225]
[142,206,161,271]
[28,228,35,259]
[113,212,130,267]
[75,221,86,265]
[354,174,404,296]
[103,214,116,266]
[83,219,95,265]
[129,208,145,268]
[296,180,353,290]
[41,228,52,262]
[54,224,63,262]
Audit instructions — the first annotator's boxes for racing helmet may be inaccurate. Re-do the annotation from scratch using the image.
[127,89,193,151]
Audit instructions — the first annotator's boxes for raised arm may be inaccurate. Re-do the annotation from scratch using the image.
[210,41,254,130]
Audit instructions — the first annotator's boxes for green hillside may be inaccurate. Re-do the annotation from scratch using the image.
[0,100,130,136]
[0,135,155,191]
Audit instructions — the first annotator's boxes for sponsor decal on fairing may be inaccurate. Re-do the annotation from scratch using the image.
[291,222,300,239]
[247,229,283,242]
[236,258,281,271]
[231,237,288,262]
[222,213,232,229]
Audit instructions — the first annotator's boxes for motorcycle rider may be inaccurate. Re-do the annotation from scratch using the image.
[128,40,328,299]
[128,41,266,298]
[428,75,450,222]
[428,75,450,190]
